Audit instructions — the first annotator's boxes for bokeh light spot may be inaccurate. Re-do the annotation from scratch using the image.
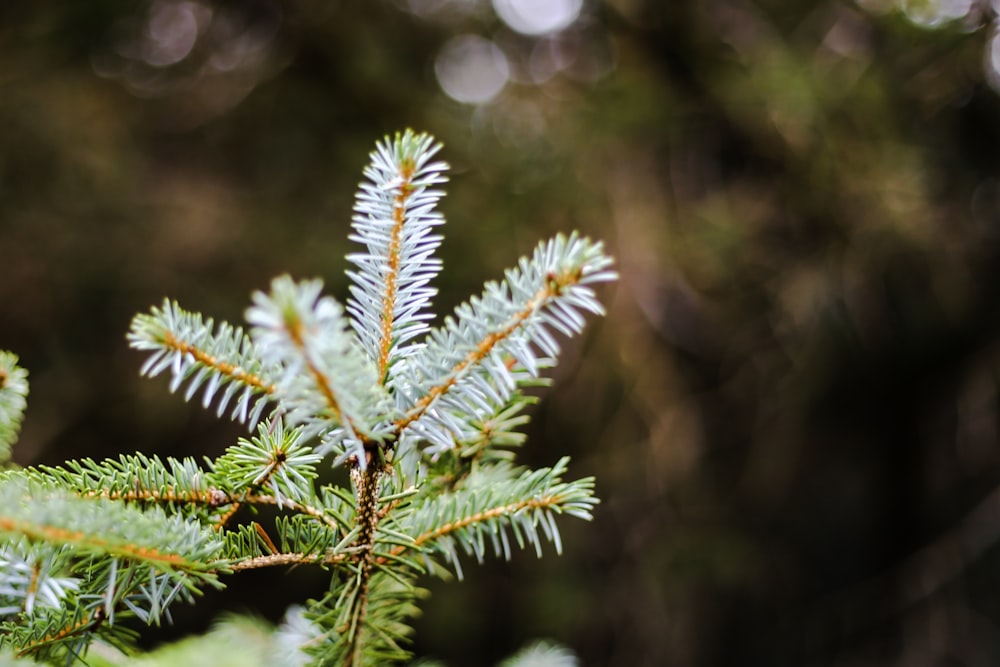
[492,0,582,36]
[900,0,973,27]
[987,28,1000,92]
[144,0,204,66]
[435,35,510,104]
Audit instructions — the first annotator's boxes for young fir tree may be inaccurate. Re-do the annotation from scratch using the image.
[0,131,615,666]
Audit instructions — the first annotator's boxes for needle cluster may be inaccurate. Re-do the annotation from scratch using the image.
[0,130,615,666]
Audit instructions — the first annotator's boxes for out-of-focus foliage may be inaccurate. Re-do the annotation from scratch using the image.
[5,0,1000,664]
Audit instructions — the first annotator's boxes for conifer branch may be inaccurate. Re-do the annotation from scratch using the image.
[282,312,349,428]
[0,519,193,569]
[347,130,447,386]
[0,541,79,617]
[160,332,276,395]
[25,454,228,527]
[246,277,392,466]
[12,607,107,659]
[390,233,615,454]
[85,487,228,506]
[376,194,405,381]
[209,420,322,506]
[228,551,350,572]
[0,130,613,665]
[407,497,561,551]
[0,481,224,582]
[343,465,386,667]
[128,301,276,427]
[385,458,598,577]
[393,282,552,433]
[371,159,415,384]
[0,352,28,464]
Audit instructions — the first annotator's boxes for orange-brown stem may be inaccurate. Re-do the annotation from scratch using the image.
[161,332,275,395]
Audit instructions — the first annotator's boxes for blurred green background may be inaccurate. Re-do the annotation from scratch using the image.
[6,0,1000,664]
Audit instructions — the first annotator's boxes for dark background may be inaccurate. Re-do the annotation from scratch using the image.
[4,1,1000,664]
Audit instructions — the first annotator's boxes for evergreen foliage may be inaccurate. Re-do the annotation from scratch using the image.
[0,352,28,465]
[0,130,614,665]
